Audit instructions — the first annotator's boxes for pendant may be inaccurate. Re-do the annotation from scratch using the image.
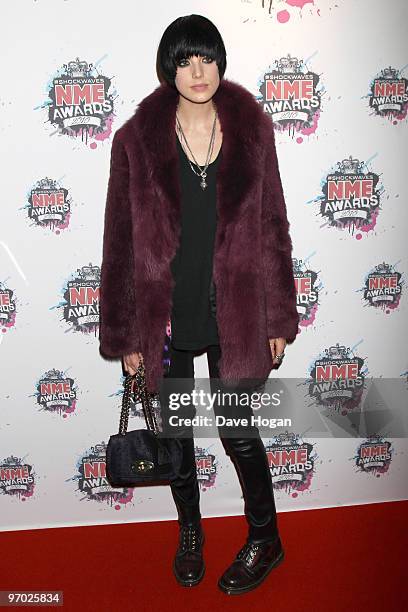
[200,172,207,190]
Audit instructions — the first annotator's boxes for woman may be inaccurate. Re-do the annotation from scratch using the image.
[99,14,299,594]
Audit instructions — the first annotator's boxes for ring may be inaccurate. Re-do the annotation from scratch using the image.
[275,352,285,361]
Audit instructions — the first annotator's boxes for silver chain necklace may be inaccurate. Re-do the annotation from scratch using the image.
[175,102,218,190]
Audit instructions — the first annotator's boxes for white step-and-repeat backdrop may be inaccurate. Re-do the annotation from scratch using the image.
[1,0,407,531]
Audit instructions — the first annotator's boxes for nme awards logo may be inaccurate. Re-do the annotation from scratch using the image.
[293,258,320,328]
[25,177,72,232]
[265,432,316,494]
[195,446,217,490]
[355,436,392,475]
[74,443,133,506]
[46,56,114,144]
[35,369,77,417]
[59,263,100,335]
[257,54,322,137]
[309,343,366,413]
[0,281,17,333]
[316,155,382,235]
[368,67,408,122]
[0,455,35,499]
[362,262,403,311]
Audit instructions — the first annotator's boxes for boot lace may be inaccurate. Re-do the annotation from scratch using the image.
[179,525,202,552]
[236,542,261,566]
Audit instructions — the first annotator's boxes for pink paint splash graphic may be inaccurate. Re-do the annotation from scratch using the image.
[278,0,315,23]
[277,9,290,22]
[2,311,17,331]
[277,109,321,138]
[260,0,338,23]
[300,107,321,136]
[286,0,314,7]
[92,113,116,145]
[299,301,319,328]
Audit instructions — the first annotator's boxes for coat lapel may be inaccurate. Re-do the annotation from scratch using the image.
[131,78,264,242]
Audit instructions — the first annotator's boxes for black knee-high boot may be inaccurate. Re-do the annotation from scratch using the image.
[169,433,201,528]
[220,433,279,543]
[161,344,202,527]
[206,345,279,543]
[217,432,285,594]
[162,344,205,586]
[207,345,284,593]
[167,432,205,586]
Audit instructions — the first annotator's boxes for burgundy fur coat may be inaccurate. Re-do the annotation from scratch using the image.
[99,78,299,393]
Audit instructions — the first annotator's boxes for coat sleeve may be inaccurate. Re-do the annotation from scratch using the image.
[99,131,141,358]
[261,122,299,343]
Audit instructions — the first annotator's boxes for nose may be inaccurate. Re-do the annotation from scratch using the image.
[190,57,204,78]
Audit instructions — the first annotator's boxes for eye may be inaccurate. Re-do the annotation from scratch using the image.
[177,56,214,67]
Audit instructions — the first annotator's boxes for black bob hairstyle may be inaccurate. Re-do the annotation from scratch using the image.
[157,14,227,88]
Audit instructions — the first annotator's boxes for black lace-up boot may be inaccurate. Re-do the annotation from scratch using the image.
[216,434,284,594]
[173,523,205,586]
[217,535,284,594]
[169,435,205,586]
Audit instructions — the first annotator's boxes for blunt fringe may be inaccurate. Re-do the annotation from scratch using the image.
[157,14,227,87]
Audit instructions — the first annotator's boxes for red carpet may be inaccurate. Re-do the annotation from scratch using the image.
[1,501,406,611]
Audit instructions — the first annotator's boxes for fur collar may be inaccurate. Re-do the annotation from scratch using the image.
[125,78,269,226]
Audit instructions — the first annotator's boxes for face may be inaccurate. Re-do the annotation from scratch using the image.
[174,54,220,103]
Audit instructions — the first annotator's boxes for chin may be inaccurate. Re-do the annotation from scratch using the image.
[188,86,218,102]
[180,91,210,104]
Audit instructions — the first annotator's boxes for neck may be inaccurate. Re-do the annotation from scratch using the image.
[176,94,216,132]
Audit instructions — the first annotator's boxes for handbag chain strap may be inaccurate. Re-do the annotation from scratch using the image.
[119,360,160,436]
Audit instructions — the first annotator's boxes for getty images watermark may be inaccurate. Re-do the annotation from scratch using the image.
[166,387,291,430]
[150,376,408,439]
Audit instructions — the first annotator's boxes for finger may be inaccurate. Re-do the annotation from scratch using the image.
[124,364,136,376]
[273,351,285,365]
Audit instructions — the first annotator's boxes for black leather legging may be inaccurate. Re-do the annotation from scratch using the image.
[161,342,280,543]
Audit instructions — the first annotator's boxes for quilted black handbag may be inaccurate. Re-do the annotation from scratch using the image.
[106,359,183,487]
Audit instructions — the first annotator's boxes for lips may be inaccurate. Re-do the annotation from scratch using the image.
[191,84,208,90]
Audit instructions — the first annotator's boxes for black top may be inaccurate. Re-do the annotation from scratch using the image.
[169,136,222,350]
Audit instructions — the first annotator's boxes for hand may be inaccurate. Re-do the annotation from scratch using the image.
[268,337,287,366]
[123,351,143,392]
